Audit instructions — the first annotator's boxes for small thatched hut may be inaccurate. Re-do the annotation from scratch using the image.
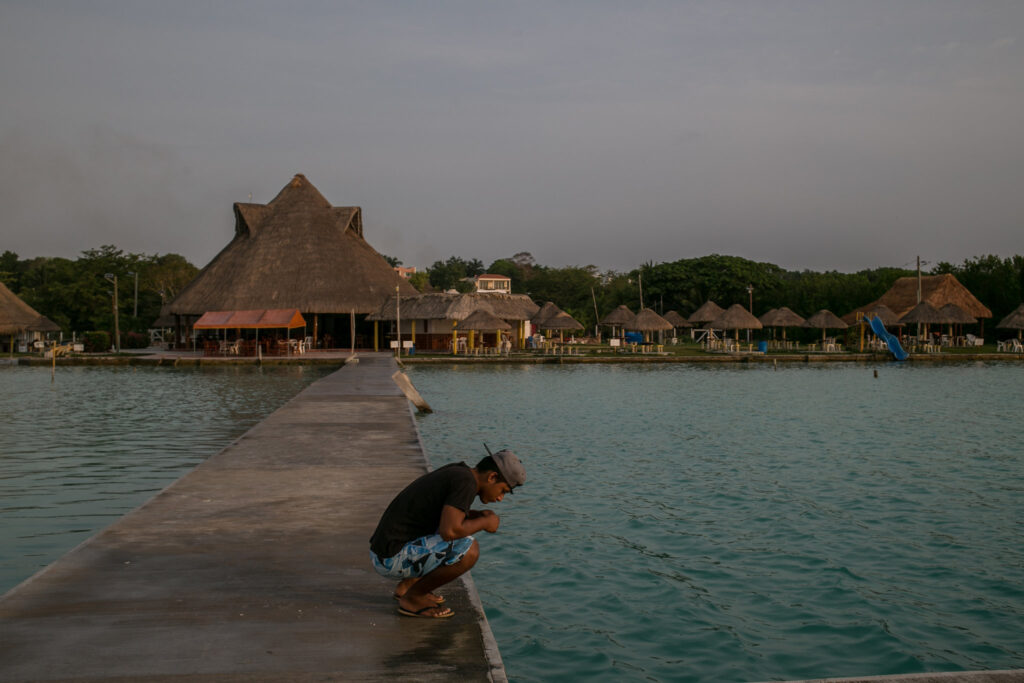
[0,281,60,353]
[759,306,805,341]
[531,302,566,328]
[996,303,1024,339]
[628,308,673,342]
[662,310,691,331]
[711,304,762,341]
[803,309,848,342]
[167,174,417,349]
[600,305,636,338]
[369,292,538,351]
[688,301,725,326]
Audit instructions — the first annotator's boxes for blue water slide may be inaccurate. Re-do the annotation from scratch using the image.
[865,315,909,360]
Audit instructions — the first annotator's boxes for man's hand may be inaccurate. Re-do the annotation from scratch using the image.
[476,509,500,533]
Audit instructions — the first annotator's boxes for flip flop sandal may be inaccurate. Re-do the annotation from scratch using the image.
[393,592,445,605]
[397,605,454,619]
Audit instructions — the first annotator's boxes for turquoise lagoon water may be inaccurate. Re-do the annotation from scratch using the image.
[0,364,334,593]
[409,362,1024,682]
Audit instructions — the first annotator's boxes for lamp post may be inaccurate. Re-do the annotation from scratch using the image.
[127,271,138,318]
[395,286,401,357]
[746,284,754,343]
[104,273,121,352]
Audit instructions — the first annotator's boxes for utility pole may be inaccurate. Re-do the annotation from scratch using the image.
[747,284,754,343]
[105,273,120,352]
[395,286,401,357]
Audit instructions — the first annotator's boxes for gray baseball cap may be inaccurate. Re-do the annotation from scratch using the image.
[491,449,526,492]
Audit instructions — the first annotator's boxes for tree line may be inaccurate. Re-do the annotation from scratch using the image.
[1,246,198,346]
[3,246,1022,343]
[415,252,1024,339]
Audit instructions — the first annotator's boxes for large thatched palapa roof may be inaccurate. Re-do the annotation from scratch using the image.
[846,274,991,324]
[168,174,417,316]
[369,292,538,322]
[0,281,59,335]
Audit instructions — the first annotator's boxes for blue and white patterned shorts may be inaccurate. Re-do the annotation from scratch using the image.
[370,534,476,579]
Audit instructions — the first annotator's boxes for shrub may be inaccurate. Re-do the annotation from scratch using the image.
[123,331,149,349]
[82,331,111,352]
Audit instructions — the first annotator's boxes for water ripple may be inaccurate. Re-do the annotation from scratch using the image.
[412,362,1024,682]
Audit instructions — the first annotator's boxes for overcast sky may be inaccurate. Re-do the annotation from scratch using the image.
[2,1,1022,273]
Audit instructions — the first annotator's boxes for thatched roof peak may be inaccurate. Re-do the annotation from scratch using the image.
[0,281,56,335]
[688,300,724,324]
[600,305,635,326]
[460,309,512,331]
[899,301,949,325]
[849,273,991,323]
[804,309,848,329]
[759,306,805,327]
[997,303,1024,330]
[532,301,565,326]
[711,303,763,330]
[169,175,416,316]
[663,310,691,328]
[629,308,673,332]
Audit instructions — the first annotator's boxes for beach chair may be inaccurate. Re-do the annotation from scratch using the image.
[1011,339,1024,353]
[965,334,983,347]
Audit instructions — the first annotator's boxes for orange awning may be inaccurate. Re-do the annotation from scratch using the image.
[193,309,306,330]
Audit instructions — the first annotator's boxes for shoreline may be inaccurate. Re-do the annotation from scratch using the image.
[6,350,1023,367]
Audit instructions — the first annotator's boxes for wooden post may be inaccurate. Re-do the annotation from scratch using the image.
[374,321,379,351]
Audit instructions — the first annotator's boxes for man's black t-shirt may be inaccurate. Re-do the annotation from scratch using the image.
[369,462,477,558]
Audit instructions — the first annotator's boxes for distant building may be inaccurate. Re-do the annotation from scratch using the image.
[394,266,416,280]
[471,274,511,294]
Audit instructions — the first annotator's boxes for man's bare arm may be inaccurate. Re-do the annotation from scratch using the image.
[438,504,499,540]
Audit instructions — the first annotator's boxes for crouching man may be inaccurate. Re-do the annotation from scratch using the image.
[369,449,526,619]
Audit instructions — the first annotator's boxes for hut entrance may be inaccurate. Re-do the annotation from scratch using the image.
[313,313,375,351]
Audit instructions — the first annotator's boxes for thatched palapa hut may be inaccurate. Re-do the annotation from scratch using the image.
[688,301,725,326]
[845,274,991,331]
[628,308,673,343]
[167,174,417,349]
[600,305,636,338]
[0,281,60,354]
[710,304,762,341]
[997,303,1024,340]
[758,306,805,341]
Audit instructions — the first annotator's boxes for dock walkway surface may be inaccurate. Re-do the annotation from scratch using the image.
[0,353,506,682]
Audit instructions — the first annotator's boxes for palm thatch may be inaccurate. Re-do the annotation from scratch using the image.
[663,310,691,328]
[600,305,635,326]
[538,311,584,331]
[845,303,903,327]
[458,309,512,331]
[939,303,977,325]
[628,308,673,332]
[0,281,57,335]
[368,292,538,322]
[688,300,725,325]
[848,274,991,323]
[710,304,763,331]
[899,301,949,325]
[531,301,565,327]
[996,303,1024,330]
[803,309,849,330]
[759,306,805,327]
[168,174,417,316]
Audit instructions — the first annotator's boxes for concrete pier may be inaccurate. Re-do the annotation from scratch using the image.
[0,353,506,682]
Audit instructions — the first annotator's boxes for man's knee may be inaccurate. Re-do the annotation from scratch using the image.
[460,539,480,568]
